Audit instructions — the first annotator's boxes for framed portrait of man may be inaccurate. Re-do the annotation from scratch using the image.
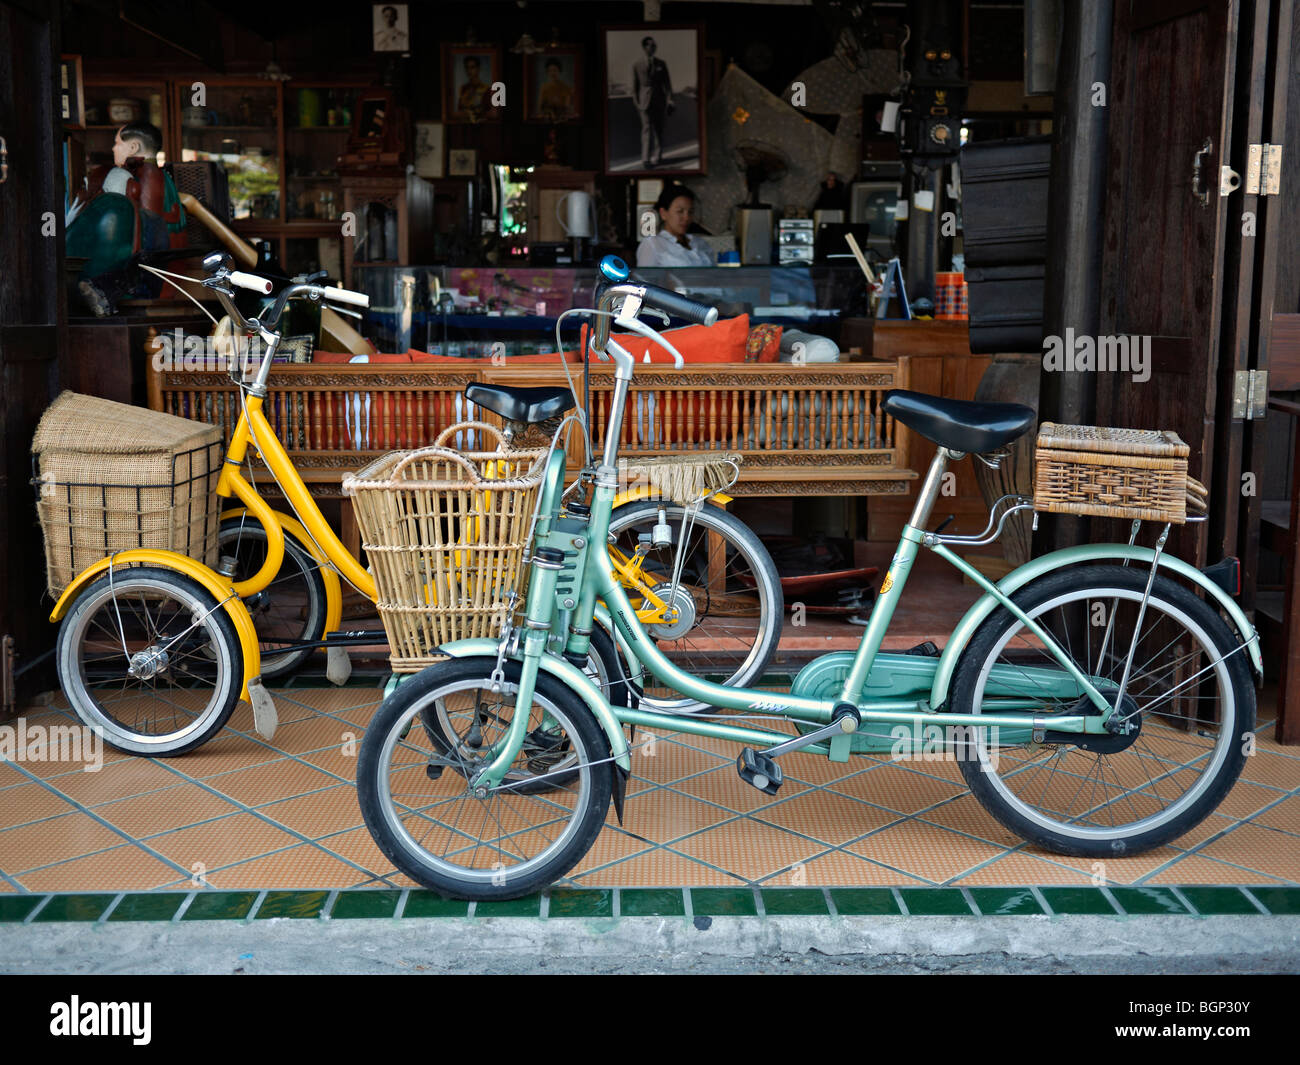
[524,47,583,124]
[414,121,444,179]
[372,4,410,53]
[443,45,503,124]
[602,24,705,176]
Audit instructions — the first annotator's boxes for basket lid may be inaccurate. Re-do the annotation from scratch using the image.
[1036,422,1189,459]
[32,391,220,456]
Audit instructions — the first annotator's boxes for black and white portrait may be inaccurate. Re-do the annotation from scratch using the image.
[372,4,409,53]
[603,25,705,176]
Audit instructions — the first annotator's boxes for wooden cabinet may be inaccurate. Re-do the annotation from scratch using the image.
[340,172,435,288]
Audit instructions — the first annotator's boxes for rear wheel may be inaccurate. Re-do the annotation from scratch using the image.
[56,566,243,756]
[217,518,327,680]
[359,656,614,900]
[606,500,782,713]
[951,565,1254,857]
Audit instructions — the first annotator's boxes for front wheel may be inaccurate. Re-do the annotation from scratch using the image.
[950,564,1255,857]
[359,656,614,900]
[56,566,243,756]
[607,500,782,713]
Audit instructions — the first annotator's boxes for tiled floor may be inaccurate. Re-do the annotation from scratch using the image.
[2,681,1297,894]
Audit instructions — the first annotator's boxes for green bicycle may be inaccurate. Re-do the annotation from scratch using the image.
[357,256,1260,900]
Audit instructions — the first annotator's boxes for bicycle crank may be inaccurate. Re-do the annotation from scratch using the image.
[737,704,861,794]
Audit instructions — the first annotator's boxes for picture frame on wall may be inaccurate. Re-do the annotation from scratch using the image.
[443,44,503,124]
[602,24,705,176]
[372,4,410,53]
[59,54,85,130]
[524,46,583,124]
[414,121,444,179]
[448,148,478,177]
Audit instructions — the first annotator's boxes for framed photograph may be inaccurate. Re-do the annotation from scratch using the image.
[448,148,478,177]
[524,47,583,124]
[443,44,502,124]
[414,121,444,179]
[59,55,85,130]
[352,92,392,142]
[372,4,410,53]
[602,24,705,176]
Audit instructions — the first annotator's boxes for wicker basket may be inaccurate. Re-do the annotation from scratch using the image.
[343,423,548,672]
[31,392,222,598]
[1033,422,1207,524]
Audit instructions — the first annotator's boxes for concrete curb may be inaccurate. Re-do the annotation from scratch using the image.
[3,915,1299,974]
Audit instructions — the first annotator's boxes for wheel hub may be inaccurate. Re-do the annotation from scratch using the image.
[645,586,697,640]
[1046,689,1143,753]
[127,645,169,680]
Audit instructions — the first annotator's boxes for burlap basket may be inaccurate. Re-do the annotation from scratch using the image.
[1033,422,1207,525]
[32,392,222,598]
[343,422,548,672]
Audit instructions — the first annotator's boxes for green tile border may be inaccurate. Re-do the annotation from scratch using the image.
[1,885,1296,922]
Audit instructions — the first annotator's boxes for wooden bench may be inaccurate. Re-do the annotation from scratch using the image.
[148,359,917,498]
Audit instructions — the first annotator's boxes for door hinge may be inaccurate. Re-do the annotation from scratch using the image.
[1245,143,1282,195]
[2,636,14,715]
[1232,369,1269,419]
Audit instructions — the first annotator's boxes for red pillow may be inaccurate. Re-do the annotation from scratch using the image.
[312,350,411,364]
[612,314,749,364]
[407,349,577,365]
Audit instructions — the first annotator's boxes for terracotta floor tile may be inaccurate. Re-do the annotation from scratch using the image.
[255,787,365,839]
[1217,779,1294,820]
[148,812,300,871]
[1018,847,1190,885]
[1194,823,1300,882]
[2,812,126,872]
[662,764,811,811]
[180,735,293,777]
[0,783,79,828]
[832,764,966,813]
[792,849,928,886]
[258,715,362,756]
[311,826,395,878]
[0,762,29,789]
[753,789,903,846]
[94,786,242,837]
[573,825,658,872]
[847,820,1008,883]
[619,790,739,845]
[671,819,823,880]
[917,794,1022,846]
[951,853,1095,886]
[1146,854,1290,885]
[52,759,186,806]
[1238,752,1300,789]
[15,844,184,892]
[1251,796,1300,834]
[204,845,361,890]
[273,686,385,717]
[573,846,747,887]
[202,759,340,807]
[299,745,361,783]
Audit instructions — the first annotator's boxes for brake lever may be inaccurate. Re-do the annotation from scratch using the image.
[613,312,684,369]
[640,306,671,326]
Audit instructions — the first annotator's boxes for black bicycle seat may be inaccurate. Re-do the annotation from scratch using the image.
[882,389,1036,455]
[465,384,575,424]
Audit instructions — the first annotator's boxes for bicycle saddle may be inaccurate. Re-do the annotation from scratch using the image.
[882,389,1036,455]
[465,383,575,424]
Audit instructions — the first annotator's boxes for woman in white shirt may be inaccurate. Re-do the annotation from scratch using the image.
[636,184,714,268]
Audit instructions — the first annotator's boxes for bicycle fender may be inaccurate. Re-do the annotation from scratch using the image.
[220,506,344,635]
[929,545,1264,709]
[49,549,263,703]
[612,486,732,508]
[437,638,632,772]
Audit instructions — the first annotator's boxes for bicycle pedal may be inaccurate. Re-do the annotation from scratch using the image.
[736,747,783,795]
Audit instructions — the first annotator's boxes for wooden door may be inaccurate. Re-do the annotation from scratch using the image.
[1096,0,1244,566]
[0,0,66,711]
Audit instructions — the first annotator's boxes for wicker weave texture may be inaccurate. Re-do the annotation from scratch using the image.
[32,392,222,597]
[1033,422,1202,524]
[343,436,547,672]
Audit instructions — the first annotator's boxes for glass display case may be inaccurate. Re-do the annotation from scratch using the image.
[177,82,280,221]
[284,86,356,222]
[347,264,872,355]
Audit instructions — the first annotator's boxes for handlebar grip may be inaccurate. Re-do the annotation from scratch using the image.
[321,286,370,309]
[228,271,274,295]
[639,283,718,327]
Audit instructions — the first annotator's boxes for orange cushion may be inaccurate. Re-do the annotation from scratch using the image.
[312,350,411,364]
[312,350,365,363]
[406,349,578,365]
[611,313,749,364]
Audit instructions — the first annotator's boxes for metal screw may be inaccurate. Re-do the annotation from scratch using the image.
[563,598,575,609]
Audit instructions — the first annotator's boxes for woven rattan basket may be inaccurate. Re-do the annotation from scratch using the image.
[31,392,222,598]
[343,423,548,672]
[1033,422,1207,524]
